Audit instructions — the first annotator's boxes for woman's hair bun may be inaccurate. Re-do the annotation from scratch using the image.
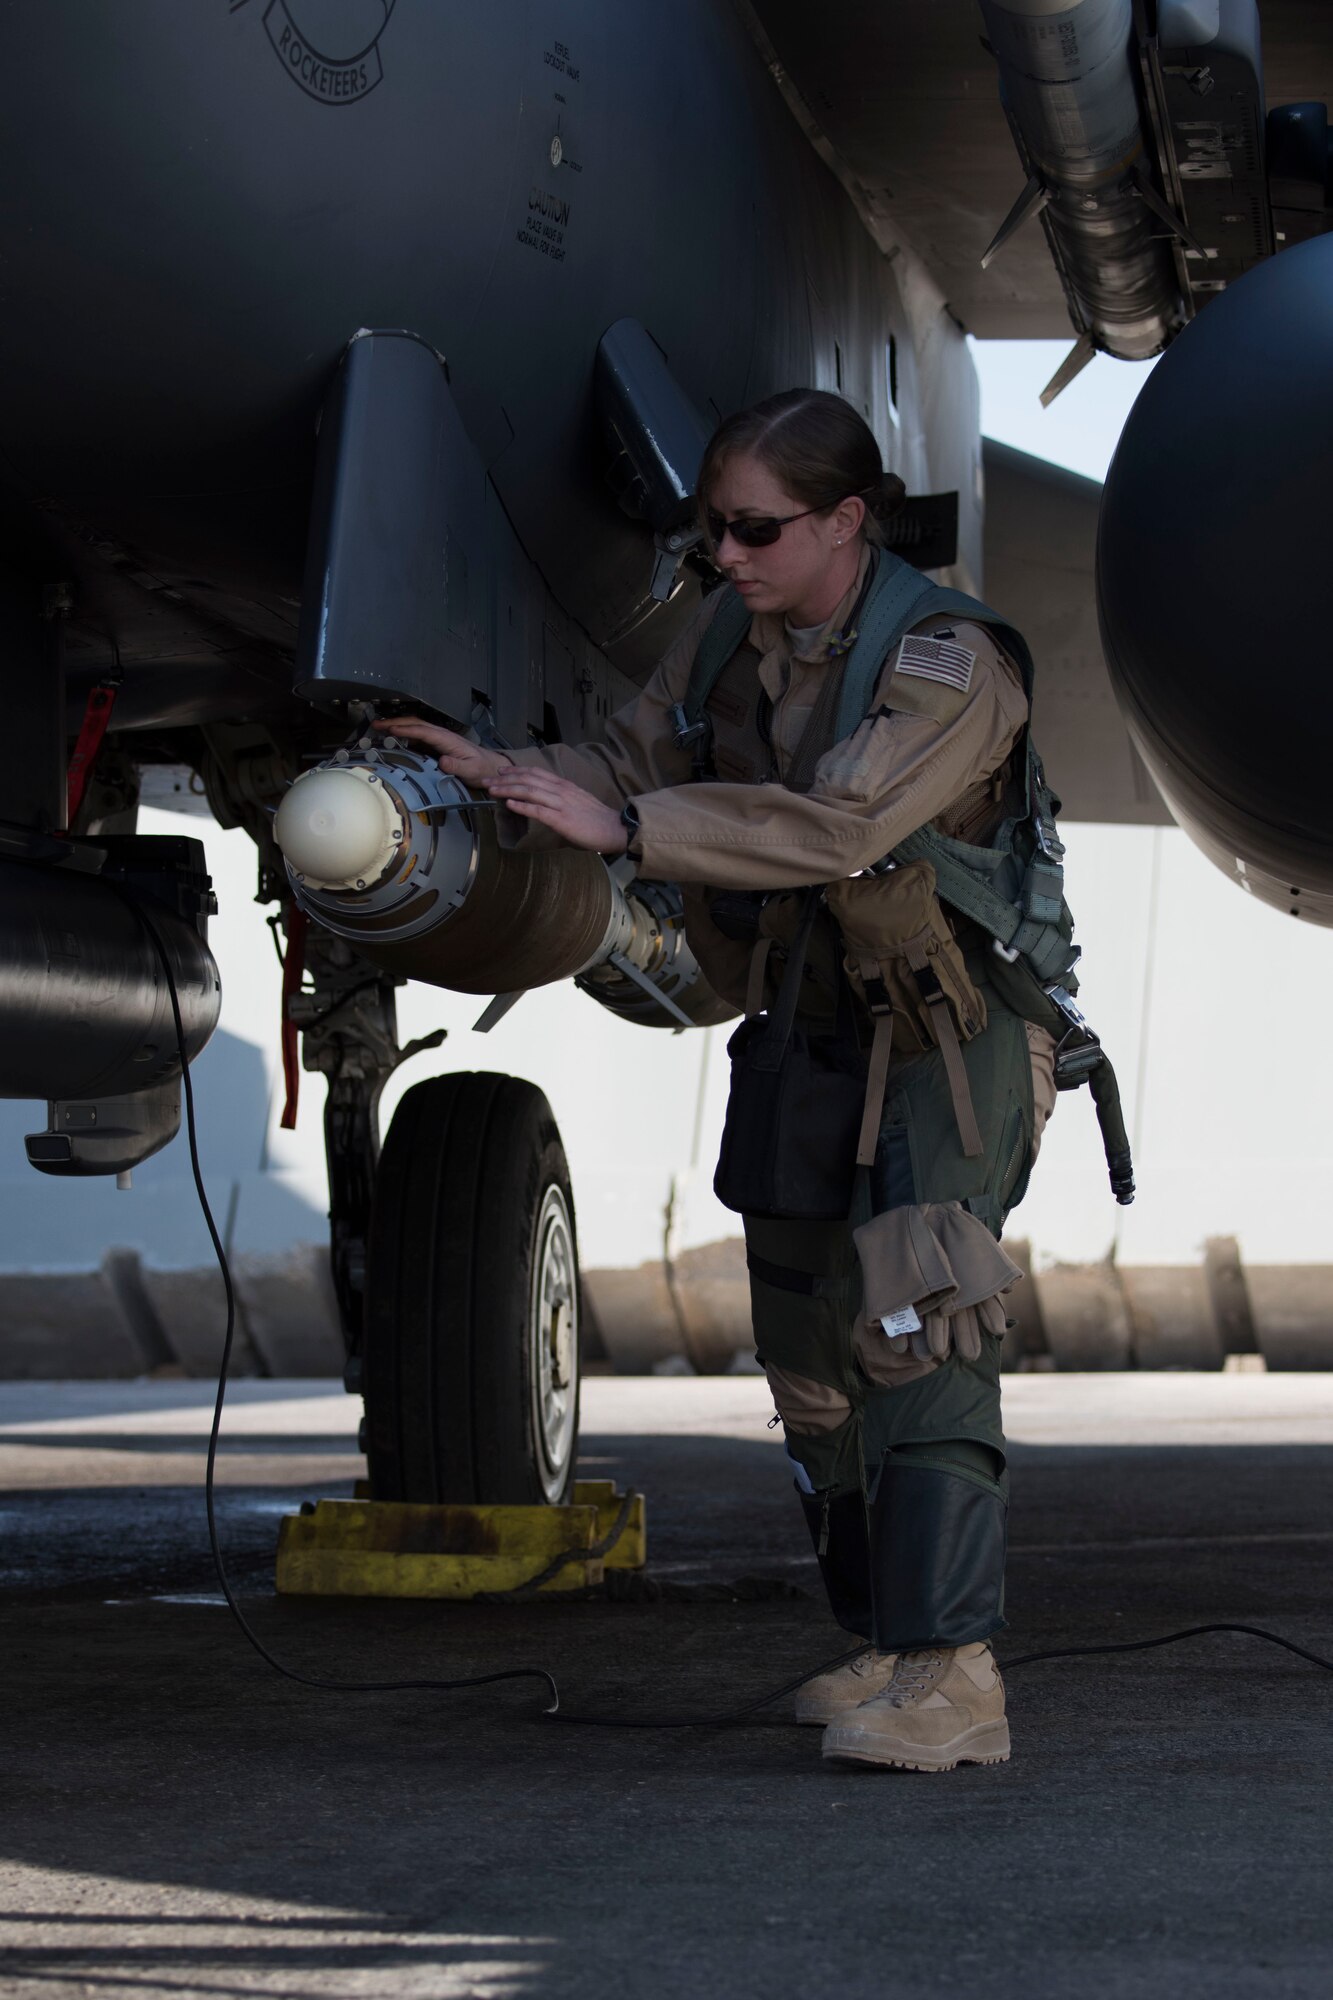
[865,471,907,521]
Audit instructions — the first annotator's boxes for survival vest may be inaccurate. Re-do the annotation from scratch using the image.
[677,548,1134,1205]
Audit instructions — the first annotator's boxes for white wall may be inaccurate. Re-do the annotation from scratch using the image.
[1020,820,1333,1268]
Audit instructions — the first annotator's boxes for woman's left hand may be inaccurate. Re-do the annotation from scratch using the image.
[482,767,626,854]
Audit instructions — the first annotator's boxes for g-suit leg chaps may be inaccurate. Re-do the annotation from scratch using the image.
[747,979,1033,1650]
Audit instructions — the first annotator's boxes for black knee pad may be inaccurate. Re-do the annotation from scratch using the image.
[866,1454,1007,1651]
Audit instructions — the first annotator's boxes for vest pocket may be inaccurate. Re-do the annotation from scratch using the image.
[826,863,987,1056]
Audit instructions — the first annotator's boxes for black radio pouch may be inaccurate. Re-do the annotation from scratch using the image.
[713,889,868,1221]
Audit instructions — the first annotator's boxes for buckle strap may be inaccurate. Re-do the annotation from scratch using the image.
[856,1012,896,1168]
[831,554,937,744]
[904,938,985,1160]
[748,887,821,1071]
[745,1250,842,1298]
[681,589,755,737]
[744,936,774,1020]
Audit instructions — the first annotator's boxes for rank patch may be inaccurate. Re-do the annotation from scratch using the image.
[894,633,976,692]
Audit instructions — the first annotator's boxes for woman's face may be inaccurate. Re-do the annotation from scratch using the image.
[704,450,864,625]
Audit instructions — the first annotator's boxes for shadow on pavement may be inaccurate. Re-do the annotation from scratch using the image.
[2,1429,1333,1997]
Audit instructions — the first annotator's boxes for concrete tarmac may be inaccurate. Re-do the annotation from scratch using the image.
[2,1371,1332,1999]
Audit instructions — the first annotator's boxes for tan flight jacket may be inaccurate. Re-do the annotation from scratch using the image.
[503,548,1030,1011]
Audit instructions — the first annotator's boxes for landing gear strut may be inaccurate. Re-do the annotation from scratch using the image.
[291,924,443,1393]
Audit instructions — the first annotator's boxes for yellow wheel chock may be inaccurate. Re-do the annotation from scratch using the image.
[275,1479,646,1599]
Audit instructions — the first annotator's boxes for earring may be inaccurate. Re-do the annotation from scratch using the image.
[834,538,842,546]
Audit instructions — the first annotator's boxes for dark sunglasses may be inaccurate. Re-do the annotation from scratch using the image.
[704,500,839,549]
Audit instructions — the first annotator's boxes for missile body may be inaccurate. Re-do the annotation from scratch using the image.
[979,0,1181,360]
[274,749,732,1030]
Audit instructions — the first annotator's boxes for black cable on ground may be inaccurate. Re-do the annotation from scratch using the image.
[546,1626,1333,1728]
[1002,1623,1333,1675]
[122,880,1333,1729]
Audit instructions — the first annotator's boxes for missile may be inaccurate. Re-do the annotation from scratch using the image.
[273,745,733,1030]
[978,0,1184,378]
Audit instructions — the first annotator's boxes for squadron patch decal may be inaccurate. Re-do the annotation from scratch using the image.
[261,0,395,107]
[893,632,976,692]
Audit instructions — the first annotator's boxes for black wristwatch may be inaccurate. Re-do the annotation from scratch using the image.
[620,800,642,859]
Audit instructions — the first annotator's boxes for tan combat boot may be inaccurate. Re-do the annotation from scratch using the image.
[820,1642,1010,1770]
[794,1649,898,1725]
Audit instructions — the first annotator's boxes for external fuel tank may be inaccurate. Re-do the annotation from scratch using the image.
[1097,234,1333,926]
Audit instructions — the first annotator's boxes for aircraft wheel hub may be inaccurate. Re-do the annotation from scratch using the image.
[531,1183,578,1503]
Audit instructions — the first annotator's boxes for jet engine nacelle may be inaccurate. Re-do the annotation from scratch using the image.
[1097,234,1333,927]
[274,744,734,1030]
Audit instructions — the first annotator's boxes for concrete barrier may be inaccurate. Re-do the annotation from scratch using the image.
[580,1235,1333,1375]
[1121,1264,1222,1370]
[1246,1266,1333,1370]
[583,1238,752,1375]
[581,1261,683,1374]
[667,1236,751,1374]
[0,1263,148,1379]
[998,1237,1048,1372]
[227,1176,343,1375]
[5,1217,1333,1379]
[1034,1261,1135,1371]
[228,1246,340,1375]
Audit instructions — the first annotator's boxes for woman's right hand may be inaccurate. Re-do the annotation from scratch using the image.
[371,716,513,785]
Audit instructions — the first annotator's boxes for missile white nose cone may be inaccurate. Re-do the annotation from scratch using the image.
[274,765,405,890]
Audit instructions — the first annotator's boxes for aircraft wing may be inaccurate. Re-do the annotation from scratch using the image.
[982,440,1169,826]
[743,0,1333,341]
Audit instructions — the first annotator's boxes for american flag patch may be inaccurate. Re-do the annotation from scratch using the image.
[894,632,976,692]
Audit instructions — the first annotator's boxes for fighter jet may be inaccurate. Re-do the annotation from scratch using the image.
[1,1,1328,1506]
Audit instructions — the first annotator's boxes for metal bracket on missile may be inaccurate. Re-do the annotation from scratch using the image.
[274,1480,647,1599]
[605,950,694,1029]
[472,989,526,1033]
[1131,166,1207,259]
[979,172,1051,270]
[1039,333,1096,409]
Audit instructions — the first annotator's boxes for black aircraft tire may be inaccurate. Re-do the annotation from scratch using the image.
[363,1071,581,1505]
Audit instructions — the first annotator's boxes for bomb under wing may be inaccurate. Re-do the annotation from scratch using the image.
[273,746,732,1031]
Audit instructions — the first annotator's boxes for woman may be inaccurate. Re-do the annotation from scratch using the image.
[383,389,1057,1771]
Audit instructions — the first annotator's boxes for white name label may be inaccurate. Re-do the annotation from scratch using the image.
[880,1304,923,1339]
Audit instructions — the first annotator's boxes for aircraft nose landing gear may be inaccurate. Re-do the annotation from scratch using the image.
[292,926,581,1508]
[362,1069,582,1506]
